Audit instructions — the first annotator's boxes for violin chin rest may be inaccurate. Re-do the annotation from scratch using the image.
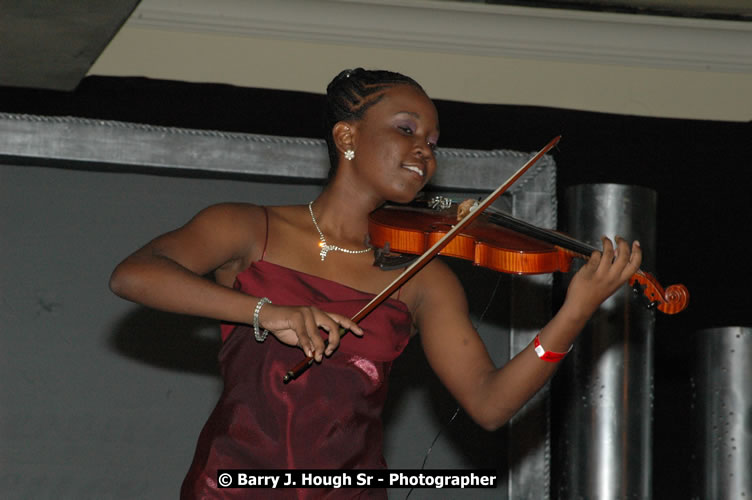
[373,246,418,271]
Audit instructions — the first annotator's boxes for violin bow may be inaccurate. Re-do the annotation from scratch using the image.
[282,135,562,383]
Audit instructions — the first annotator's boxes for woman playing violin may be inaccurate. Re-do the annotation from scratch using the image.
[109,68,641,499]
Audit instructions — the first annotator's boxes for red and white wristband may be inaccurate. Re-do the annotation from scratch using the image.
[533,334,572,362]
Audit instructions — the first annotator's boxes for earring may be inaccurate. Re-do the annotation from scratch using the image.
[344,149,355,161]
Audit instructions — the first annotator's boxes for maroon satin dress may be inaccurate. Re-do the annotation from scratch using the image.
[181,259,412,499]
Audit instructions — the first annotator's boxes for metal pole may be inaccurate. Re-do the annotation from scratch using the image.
[692,326,752,499]
[551,184,657,500]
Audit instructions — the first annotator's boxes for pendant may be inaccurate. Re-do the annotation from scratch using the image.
[319,243,331,261]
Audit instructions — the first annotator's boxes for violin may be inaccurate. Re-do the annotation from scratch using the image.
[283,136,686,383]
[369,196,689,315]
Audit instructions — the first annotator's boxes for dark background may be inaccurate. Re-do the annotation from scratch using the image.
[2,75,750,497]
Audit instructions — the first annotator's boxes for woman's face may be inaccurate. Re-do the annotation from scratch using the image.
[349,84,440,203]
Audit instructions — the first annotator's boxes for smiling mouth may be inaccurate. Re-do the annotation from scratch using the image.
[402,165,424,177]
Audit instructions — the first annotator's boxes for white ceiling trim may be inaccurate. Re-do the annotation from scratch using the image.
[127,0,752,73]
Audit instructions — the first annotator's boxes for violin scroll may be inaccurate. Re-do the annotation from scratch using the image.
[629,271,689,315]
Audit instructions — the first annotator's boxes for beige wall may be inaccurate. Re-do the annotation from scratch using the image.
[89,1,752,122]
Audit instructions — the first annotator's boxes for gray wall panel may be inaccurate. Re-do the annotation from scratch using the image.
[0,115,556,499]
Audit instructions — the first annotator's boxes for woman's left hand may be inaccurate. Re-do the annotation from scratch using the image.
[563,236,642,320]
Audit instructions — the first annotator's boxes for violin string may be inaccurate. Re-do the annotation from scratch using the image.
[484,209,597,256]
[426,194,597,256]
[420,195,596,255]
[405,267,502,500]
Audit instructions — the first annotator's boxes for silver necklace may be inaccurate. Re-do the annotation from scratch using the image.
[308,201,372,261]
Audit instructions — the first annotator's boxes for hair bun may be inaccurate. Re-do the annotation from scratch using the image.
[327,68,364,93]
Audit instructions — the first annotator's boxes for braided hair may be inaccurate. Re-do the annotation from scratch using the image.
[323,68,427,178]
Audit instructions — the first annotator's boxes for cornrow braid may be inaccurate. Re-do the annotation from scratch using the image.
[323,68,427,178]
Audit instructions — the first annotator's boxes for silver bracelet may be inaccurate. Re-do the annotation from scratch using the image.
[253,297,272,342]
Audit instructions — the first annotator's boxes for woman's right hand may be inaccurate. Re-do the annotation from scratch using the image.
[258,303,364,362]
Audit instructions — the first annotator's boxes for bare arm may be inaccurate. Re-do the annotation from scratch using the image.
[109,203,362,360]
[109,203,263,324]
[415,237,642,431]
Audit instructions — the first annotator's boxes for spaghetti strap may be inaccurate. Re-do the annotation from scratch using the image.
[260,206,269,261]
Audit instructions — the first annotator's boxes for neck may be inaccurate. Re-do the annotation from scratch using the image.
[310,183,381,246]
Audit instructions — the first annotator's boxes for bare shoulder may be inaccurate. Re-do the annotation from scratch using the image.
[409,257,469,326]
[188,202,266,248]
[134,202,270,278]
[194,202,264,224]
